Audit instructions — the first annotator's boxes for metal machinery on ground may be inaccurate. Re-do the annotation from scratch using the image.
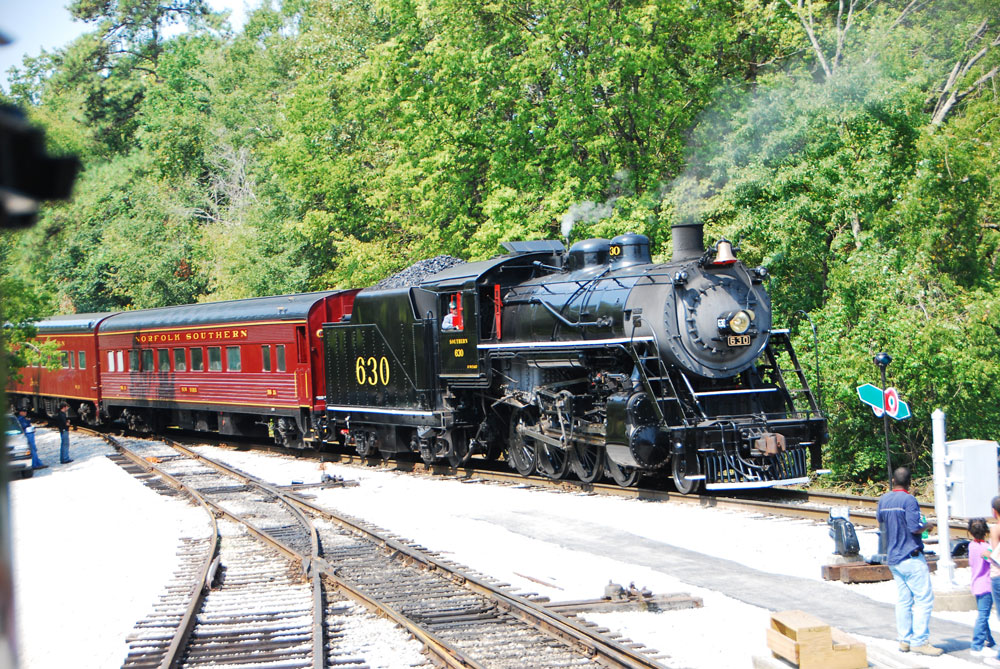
[325,223,827,492]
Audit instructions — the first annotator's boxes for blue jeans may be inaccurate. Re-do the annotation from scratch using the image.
[991,578,1000,658]
[888,553,934,646]
[59,430,70,463]
[973,591,995,651]
[25,432,42,468]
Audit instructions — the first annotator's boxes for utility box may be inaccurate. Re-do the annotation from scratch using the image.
[947,439,999,518]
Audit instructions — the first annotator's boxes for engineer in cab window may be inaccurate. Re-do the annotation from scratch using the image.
[442,300,462,331]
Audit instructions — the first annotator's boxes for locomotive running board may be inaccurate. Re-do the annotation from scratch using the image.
[479,336,654,350]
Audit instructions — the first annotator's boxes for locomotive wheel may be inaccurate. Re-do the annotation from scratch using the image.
[355,433,376,458]
[672,452,703,495]
[536,443,571,479]
[604,454,640,487]
[507,410,537,477]
[448,439,470,468]
[570,443,603,483]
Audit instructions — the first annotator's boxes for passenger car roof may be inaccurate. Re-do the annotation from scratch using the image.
[36,313,117,334]
[100,292,341,332]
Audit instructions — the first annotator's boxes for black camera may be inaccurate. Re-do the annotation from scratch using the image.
[0,104,79,228]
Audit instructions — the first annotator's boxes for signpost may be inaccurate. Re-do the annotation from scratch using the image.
[856,383,912,420]
[861,352,910,485]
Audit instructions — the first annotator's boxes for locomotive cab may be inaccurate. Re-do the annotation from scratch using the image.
[437,291,480,379]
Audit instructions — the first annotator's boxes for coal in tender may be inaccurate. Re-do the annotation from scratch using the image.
[371,256,465,290]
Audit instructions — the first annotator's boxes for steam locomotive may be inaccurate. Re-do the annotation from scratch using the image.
[10,223,826,492]
[324,222,826,492]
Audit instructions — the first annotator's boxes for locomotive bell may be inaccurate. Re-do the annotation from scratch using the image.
[712,239,737,265]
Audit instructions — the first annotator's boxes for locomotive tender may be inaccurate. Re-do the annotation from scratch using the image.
[10,222,826,492]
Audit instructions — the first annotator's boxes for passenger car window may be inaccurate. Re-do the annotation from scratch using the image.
[226,346,241,372]
[142,349,154,371]
[129,350,139,372]
[107,351,115,373]
[208,347,222,371]
[261,345,271,372]
[158,349,170,372]
[173,348,187,372]
[191,348,204,371]
[61,351,70,369]
[275,345,286,372]
[117,350,124,372]
[78,351,86,369]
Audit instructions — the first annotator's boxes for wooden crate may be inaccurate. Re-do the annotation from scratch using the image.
[767,610,867,669]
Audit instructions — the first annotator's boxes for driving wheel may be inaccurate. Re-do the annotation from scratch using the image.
[507,409,537,476]
[605,453,640,487]
[570,443,603,483]
[536,443,571,479]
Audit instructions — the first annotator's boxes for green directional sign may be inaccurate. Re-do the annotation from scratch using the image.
[857,383,911,420]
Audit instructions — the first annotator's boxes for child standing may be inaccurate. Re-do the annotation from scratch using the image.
[969,518,996,655]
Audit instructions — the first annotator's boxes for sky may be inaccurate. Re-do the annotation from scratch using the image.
[0,0,252,89]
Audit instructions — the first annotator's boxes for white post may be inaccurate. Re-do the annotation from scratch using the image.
[932,409,956,585]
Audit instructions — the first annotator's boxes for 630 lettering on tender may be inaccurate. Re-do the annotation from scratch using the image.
[355,356,390,386]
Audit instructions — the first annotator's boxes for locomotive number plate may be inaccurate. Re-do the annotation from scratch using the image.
[728,335,751,347]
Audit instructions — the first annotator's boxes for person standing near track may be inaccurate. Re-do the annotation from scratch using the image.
[14,409,45,470]
[983,497,1000,668]
[54,403,72,464]
[877,466,942,656]
[968,517,996,656]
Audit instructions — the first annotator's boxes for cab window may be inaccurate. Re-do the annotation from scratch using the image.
[441,293,464,331]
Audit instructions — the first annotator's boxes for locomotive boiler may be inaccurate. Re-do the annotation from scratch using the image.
[324,223,826,492]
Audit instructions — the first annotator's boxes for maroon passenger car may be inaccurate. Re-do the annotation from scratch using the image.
[96,290,358,445]
[8,313,116,424]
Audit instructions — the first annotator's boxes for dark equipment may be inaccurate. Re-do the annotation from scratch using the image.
[0,105,79,228]
[828,515,861,557]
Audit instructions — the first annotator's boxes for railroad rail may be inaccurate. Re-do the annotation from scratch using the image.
[104,431,670,668]
[219,442,961,532]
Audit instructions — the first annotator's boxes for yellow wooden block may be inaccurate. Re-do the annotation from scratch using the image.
[770,610,832,647]
[767,611,867,669]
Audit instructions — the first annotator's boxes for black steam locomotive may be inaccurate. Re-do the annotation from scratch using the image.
[323,223,826,492]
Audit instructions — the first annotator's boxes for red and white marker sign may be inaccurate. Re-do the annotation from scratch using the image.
[884,387,900,418]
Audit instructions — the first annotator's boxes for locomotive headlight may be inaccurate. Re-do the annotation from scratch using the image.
[726,310,752,334]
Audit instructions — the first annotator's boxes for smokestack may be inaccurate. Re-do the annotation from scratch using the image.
[671,223,704,262]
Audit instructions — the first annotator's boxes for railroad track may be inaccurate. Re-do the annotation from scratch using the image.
[105,432,670,668]
[207,441,958,532]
